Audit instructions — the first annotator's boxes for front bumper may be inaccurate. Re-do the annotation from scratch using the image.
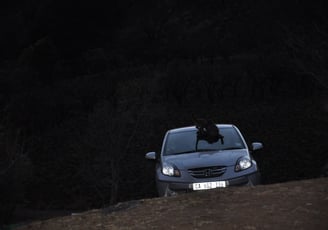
[157,172,260,196]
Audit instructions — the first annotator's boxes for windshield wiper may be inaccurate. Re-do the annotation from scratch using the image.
[220,147,244,151]
[170,150,198,155]
[169,147,238,155]
[196,149,220,152]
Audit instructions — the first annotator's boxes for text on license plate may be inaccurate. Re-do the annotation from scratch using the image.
[192,181,227,191]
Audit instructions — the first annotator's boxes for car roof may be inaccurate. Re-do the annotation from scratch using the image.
[167,124,235,134]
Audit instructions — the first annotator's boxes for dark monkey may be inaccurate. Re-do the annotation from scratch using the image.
[193,116,224,150]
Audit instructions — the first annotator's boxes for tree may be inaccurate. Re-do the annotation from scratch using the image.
[0,128,33,224]
[78,100,141,204]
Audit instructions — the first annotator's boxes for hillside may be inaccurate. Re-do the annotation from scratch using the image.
[15,178,328,230]
[1,0,328,225]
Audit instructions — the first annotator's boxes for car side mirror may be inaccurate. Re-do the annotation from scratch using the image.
[145,152,156,160]
[251,142,263,151]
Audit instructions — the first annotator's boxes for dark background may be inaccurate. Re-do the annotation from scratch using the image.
[1,0,328,225]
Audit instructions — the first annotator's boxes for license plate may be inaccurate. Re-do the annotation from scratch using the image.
[192,181,227,191]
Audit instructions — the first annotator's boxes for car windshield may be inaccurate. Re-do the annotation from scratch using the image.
[163,127,246,156]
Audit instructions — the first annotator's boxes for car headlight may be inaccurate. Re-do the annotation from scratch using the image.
[235,157,252,172]
[162,162,181,177]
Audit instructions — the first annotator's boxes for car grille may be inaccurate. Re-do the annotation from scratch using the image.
[188,166,226,178]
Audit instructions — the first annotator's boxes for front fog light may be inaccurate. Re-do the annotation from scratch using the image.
[235,157,252,172]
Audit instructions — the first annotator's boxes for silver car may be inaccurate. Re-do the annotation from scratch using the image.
[145,124,263,196]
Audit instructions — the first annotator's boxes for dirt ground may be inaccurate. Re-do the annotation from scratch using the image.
[15,177,328,230]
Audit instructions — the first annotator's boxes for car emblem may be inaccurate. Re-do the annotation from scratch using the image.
[204,169,212,177]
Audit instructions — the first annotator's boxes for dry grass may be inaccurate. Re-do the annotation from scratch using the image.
[16,177,328,230]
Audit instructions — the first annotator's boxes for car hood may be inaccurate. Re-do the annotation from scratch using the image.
[163,149,248,169]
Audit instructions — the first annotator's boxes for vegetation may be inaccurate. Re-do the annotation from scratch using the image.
[0,0,328,224]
